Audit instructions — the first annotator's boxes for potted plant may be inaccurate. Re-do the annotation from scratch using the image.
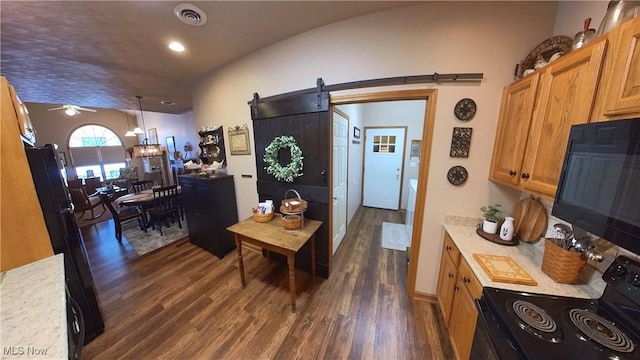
[481,204,503,234]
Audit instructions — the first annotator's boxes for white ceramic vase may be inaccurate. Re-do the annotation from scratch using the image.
[500,216,515,241]
[483,220,499,234]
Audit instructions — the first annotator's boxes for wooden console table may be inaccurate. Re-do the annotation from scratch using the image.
[226,214,322,312]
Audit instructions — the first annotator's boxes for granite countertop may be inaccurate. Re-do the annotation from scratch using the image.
[444,216,603,299]
[0,254,67,359]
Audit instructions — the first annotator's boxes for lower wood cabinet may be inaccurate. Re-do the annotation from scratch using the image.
[179,174,238,258]
[437,232,482,360]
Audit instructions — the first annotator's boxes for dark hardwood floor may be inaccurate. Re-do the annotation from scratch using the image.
[81,207,454,359]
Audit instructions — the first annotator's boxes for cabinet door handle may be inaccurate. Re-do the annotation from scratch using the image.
[521,173,530,179]
[463,276,471,284]
[448,273,454,279]
[509,170,516,176]
[454,285,459,291]
[446,245,452,251]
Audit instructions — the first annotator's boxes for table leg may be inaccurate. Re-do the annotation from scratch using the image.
[287,252,296,313]
[235,235,246,289]
[311,234,316,277]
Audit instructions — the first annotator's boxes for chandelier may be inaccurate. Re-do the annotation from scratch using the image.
[132,96,163,158]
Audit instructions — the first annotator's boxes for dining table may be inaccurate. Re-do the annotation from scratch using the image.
[113,186,182,229]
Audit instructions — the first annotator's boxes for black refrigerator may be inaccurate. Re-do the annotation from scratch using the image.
[25,144,104,344]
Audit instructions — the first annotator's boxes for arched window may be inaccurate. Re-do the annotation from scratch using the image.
[68,125,126,181]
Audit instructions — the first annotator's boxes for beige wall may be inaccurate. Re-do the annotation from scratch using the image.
[192,1,563,294]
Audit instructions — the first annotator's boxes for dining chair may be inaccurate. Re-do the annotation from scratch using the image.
[68,180,106,220]
[98,193,147,242]
[147,185,182,236]
[131,180,154,194]
[84,177,102,196]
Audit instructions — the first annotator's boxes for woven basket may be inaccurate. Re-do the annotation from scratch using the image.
[541,238,587,284]
[252,210,274,223]
[280,189,308,214]
[282,214,303,230]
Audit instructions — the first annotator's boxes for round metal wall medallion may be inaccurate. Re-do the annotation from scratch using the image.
[454,98,477,121]
[447,166,468,186]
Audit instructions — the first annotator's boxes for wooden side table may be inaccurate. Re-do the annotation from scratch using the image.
[227,214,322,312]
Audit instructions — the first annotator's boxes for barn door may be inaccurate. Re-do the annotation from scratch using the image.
[250,80,331,277]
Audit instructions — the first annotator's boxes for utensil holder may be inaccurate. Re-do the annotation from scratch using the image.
[541,238,587,284]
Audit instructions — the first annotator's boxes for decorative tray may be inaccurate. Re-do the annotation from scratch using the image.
[515,35,573,79]
[476,227,519,246]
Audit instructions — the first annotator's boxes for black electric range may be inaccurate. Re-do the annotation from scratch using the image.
[471,255,640,360]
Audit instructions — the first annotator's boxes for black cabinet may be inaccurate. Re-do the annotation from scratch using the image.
[179,174,238,258]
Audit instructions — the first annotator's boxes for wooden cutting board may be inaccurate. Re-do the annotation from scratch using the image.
[512,197,547,243]
[473,253,538,286]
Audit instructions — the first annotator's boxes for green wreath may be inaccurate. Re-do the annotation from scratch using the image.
[263,136,304,182]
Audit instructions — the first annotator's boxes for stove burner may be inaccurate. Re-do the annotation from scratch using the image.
[513,300,557,333]
[568,308,635,353]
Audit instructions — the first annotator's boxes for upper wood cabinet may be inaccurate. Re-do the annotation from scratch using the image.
[604,17,640,116]
[521,38,607,196]
[490,37,607,199]
[489,73,539,186]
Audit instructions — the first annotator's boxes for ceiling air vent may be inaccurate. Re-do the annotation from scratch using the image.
[174,3,207,26]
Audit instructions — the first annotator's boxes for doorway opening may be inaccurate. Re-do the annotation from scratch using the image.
[331,89,437,297]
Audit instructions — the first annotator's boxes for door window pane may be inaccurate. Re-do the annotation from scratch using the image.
[371,132,397,154]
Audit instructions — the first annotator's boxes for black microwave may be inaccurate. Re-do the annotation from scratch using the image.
[552,118,640,255]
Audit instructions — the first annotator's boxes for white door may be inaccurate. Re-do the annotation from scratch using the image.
[363,127,405,210]
[332,110,348,254]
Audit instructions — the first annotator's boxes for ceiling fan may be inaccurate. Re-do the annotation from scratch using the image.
[47,104,97,116]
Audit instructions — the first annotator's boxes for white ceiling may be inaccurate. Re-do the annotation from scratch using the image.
[0,1,415,114]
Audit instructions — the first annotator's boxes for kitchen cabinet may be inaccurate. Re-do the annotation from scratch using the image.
[436,233,460,325]
[448,258,481,360]
[603,17,640,117]
[0,76,53,271]
[179,174,238,258]
[489,37,607,199]
[437,231,482,360]
[489,73,540,186]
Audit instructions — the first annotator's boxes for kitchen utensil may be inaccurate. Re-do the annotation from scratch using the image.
[473,253,538,286]
[585,248,604,262]
[572,18,596,50]
[573,237,592,253]
[553,223,572,240]
[512,197,548,243]
[595,0,640,37]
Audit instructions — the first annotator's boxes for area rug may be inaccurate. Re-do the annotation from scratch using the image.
[121,220,189,256]
[381,222,410,251]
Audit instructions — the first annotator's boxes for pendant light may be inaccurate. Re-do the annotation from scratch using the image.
[124,110,136,137]
[132,96,163,158]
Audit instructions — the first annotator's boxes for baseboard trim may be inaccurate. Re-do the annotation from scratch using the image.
[412,291,438,303]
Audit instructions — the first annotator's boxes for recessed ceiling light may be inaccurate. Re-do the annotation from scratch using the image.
[161,101,176,106]
[168,41,185,52]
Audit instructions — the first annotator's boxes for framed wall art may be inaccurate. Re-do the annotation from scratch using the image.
[228,124,252,155]
[410,140,421,158]
[148,128,158,144]
[353,127,361,139]
[166,136,176,159]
